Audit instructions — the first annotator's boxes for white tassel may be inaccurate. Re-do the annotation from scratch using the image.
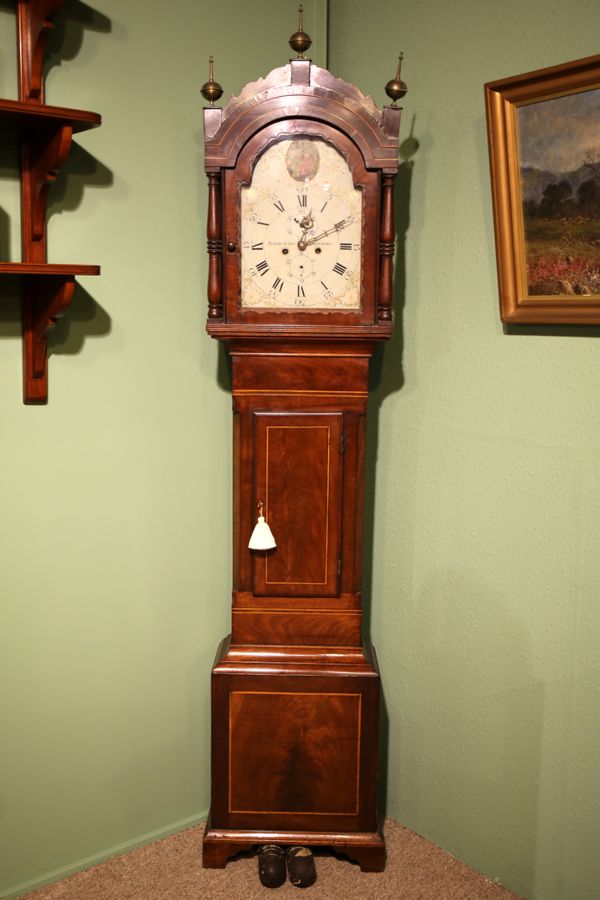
[248,501,276,550]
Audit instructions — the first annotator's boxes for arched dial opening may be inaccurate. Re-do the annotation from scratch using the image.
[240,137,362,310]
[221,119,380,328]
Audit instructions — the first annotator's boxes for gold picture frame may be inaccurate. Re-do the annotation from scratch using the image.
[485,54,600,323]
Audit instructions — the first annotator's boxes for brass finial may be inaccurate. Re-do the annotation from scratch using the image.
[385,53,407,106]
[289,4,312,58]
[201,56,223,105]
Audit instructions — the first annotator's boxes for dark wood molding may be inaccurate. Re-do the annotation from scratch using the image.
[205,61,400,171]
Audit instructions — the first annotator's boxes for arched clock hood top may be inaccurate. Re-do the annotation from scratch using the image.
[203,59,401,173]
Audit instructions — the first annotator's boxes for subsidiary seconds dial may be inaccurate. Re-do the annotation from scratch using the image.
[240,138,362,309]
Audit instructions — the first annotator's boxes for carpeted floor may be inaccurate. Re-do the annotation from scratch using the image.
[26,819,516,900]
[24,819,522,899]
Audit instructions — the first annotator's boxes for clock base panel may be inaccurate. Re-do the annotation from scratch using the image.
[202,817,386,872]
[204,636,386,871]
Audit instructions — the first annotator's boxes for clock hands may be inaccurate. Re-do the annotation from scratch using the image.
[297,216,353,251]
[308,217,354,245]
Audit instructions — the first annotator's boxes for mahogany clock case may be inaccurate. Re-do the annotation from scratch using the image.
[201,57,402,873]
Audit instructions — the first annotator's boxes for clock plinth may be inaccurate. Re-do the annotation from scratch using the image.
[203,637,386,872]
[201,55,405,877]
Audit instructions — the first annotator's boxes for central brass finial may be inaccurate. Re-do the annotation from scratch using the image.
[289,4,312,58]
[385,53,408,106]
[201,55,223,106]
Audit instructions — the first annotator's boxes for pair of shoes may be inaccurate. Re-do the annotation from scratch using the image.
[287,846,317,889]
[257,845,317,889]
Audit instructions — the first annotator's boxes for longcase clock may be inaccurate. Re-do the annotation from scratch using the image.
[200,28,406,873]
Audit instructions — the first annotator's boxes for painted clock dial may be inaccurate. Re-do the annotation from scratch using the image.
[240,137,362,309]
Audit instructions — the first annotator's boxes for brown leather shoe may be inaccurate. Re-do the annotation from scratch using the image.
[258,844,286,888]
[287,846,317,888]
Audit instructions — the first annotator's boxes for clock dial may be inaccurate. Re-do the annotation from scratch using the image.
[240,138,362,309]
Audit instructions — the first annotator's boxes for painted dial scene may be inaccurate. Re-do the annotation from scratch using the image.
[241,138,362,309]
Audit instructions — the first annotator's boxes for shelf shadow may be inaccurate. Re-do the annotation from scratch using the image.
[47,141,113,218]
[47,282,111,355]
[0,205,11,262]
[0,279,110,361]
[0,274,20,337]
[44,0,112,77]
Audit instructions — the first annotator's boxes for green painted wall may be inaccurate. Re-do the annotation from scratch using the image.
[0,2,325,896]
[2,1,599,897]
[330,2,600,900]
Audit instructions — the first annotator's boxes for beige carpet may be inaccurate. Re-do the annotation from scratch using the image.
[24,819,521,899]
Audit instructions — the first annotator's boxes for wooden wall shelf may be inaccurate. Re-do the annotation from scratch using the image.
[0,263,100,276]
[0,0,102,404]
[0,98,101,131]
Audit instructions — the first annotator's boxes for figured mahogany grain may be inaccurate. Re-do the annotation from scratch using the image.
[229,691,361,815]
[231,608,362,646]
[252,411,343,598]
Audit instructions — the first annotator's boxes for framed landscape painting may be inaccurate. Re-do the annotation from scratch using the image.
[485,54,600,323]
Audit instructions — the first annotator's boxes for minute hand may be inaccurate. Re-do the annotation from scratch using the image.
[304,217,353,247]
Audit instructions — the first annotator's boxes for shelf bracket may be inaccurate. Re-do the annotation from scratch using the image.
[16,0,65,103]
[22,273,75,403]
[21,122,73,261]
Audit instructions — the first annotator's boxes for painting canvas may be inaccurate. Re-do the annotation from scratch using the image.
[485,54,600,323]
[518,88,600,297]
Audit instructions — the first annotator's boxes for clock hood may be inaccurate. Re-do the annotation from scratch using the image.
[203,59,401,173]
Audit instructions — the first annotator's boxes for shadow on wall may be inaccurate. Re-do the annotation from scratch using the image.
[0,278,111,361]
[0,132,19,260]
[47,141,113,219]
[362,115,421,818]
[361,116,545,898]
[44,0,112,76]
[363,115,421,635]
[0,205,10,261]
[48,283,111,354]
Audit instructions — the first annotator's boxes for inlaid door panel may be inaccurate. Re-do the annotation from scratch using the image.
[229,690,361,815]
[252,412,343,597]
